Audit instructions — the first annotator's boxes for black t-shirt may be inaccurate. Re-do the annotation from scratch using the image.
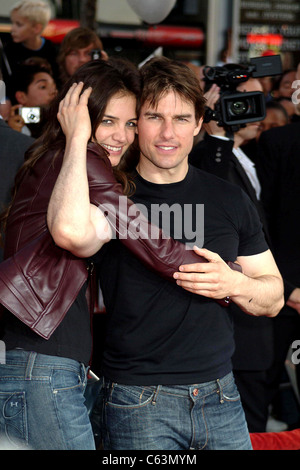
[97,165,268,385]
[2,283,92,366]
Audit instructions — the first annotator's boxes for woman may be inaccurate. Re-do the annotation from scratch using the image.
[0,58,217,450]
[0,58,138,450]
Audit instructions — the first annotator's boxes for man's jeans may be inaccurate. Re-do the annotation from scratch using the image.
[103,372,252,450]
[0,350,95,450]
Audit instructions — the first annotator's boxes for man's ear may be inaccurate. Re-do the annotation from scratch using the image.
[15,91,27,105]
[194,116,203,137]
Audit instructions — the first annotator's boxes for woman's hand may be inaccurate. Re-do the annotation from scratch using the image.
[57,82,92,143]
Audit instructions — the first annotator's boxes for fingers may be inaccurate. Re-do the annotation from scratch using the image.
[78,85,93,105]
[9,104,21,116]
[204,84,220,108]
[61,82,77,108]
[59,82,92,110]
[176,247,222,273]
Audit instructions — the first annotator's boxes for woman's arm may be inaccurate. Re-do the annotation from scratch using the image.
[47,83,112,258]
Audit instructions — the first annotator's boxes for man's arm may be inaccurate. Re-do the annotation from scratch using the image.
[174,246,284,317]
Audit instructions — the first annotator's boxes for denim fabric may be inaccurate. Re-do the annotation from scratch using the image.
[103,372,252,450]
[0,350,95,450]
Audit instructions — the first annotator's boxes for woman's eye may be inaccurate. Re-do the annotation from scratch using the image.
[127,121,137,128]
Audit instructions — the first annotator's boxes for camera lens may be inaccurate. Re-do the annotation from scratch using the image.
[230,100,248,115]
[27,112,39,123]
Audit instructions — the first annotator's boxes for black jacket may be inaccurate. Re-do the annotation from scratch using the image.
[189,134,274,370]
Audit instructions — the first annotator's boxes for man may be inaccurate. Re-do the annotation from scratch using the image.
[48,57,284,450]
[0,82,34,262]
[188,70,300,432]
[256,120,300,426]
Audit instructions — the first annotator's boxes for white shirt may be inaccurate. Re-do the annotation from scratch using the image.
[211,135,261,200]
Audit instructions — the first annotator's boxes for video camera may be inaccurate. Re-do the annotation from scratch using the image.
[203,55,282,132]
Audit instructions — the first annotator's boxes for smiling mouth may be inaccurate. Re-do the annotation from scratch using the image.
[156,145,177,151]
[102,144,123,153]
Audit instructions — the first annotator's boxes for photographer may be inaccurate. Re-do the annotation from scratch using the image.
[189,63,275,433]
[11,63,57,137]
[57,27,108,88]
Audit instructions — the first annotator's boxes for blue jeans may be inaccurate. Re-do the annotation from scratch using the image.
[103,372,252,450]
[0,350,95,450]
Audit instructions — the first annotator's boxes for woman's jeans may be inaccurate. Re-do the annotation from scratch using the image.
[0,350,95,450]
[103,372,253,450]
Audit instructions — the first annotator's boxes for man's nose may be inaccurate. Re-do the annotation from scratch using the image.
[160,120,175,139]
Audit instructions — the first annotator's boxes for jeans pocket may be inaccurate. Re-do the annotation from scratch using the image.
[52,369,84,393]
[221,377,241,403]
[0,392,28,448]
[106,384,156,409]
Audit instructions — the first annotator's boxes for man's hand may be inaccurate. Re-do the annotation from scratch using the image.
[173,246,237,300]
[174,246,284,317]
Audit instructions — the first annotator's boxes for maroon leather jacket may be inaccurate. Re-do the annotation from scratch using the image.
[0,143,239,339]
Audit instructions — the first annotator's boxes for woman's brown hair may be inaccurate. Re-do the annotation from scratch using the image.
[0,58,141,242]
[57,27,104,84]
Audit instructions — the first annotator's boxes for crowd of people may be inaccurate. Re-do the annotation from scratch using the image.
[0,0,299,451]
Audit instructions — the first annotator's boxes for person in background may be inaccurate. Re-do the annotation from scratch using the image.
[11,63,57,137]
[2,1,58,98]
[255,100,289,141]
[188,65,292,433]
[57,27,108,87]
[0,70,34,263]
[271,69,297,100]
[12,63,57,108]
[241,100,289,163]
[256,120,300,431]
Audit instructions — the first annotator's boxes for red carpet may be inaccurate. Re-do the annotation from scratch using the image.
[250,428,300,450]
